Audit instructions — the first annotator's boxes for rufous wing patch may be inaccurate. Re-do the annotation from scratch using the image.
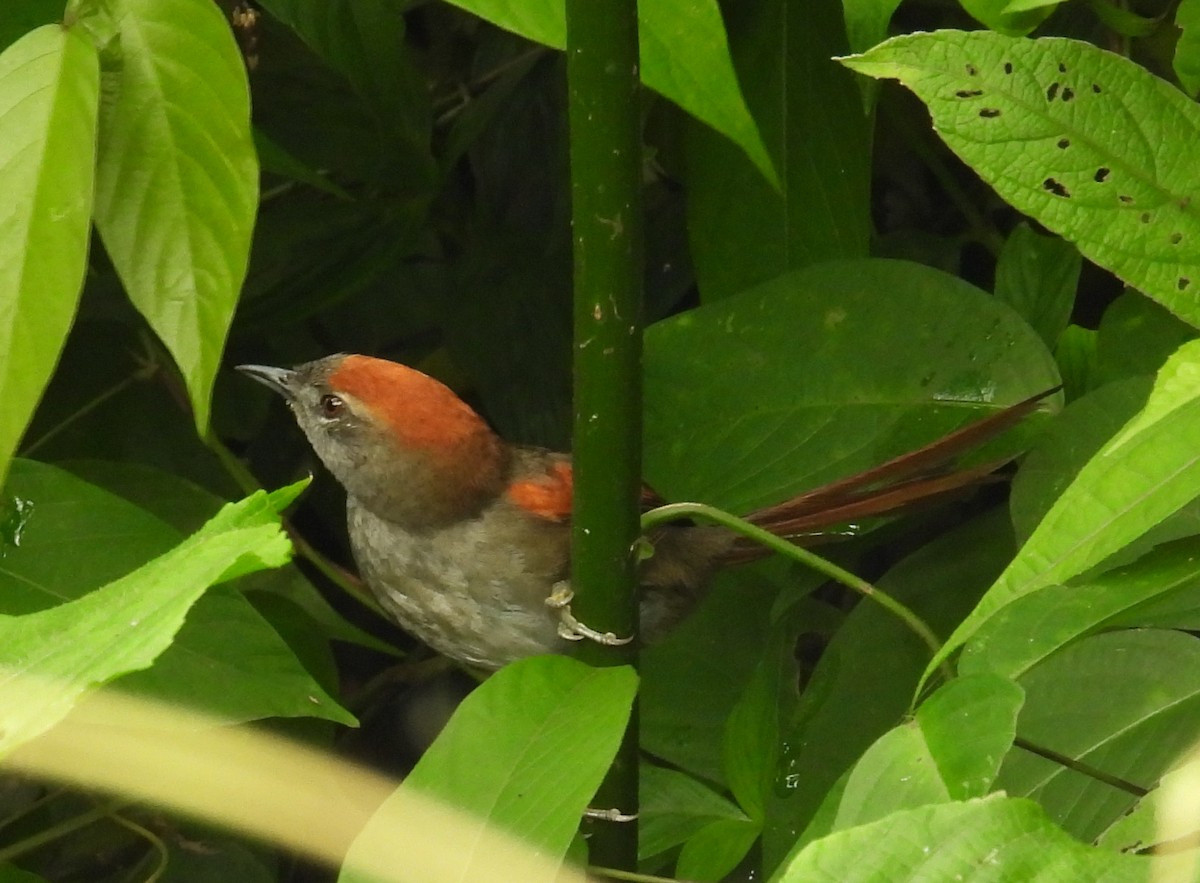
[506,461,574,522]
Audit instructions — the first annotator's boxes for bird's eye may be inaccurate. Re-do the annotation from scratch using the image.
[319,394,345,418]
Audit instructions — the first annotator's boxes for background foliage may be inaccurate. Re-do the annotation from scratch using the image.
[3,0,1200,879]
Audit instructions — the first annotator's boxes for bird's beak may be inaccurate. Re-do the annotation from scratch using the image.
[236,364,298,401]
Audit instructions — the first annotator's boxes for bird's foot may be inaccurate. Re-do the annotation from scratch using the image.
[546,586,634,647]
[584,807,639,822]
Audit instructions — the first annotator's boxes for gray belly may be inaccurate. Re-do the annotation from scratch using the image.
[346,499,566,669]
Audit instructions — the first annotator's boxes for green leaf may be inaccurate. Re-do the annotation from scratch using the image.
[640,764,750,861]
[121,585,354,726]
[830,676,1023,832]
[685,0,870,301]
[830,729,953,831]
[997,629,1200,842]
[0,488,291,758]
[723,608,798,822]
[0,24,97,489]
[441,0,775,186]
[927,339,1200,680]
[914,675,1024,799]
[1096,754,1200,855]
[254,128,352,200]
[1010,376,1200,567]
[0,865,49,883]
[961,537,1200,680]
[1053,325,1098,402]
[1007,377,1151,545]
[644,258,1060,514]
[641,558,803,784]
[773,795,1148,882]
[639,0,777,191]
[1086,0,1158,38]
[677,818,762,882]
[958,0,1054,35]
[93,0,258,434]
[762,511,1015,869]
[1096,293,1198,387]
[342,657,637,882]
[62,458,392,654]
[842,0,903,54]
[842,30,1200,329]
[1176,0,1200,97]
[0,461,351,725]
[994,224,1079,349]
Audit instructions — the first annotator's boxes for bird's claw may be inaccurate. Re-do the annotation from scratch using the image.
[546,586,634,647]
[584,807,639,822]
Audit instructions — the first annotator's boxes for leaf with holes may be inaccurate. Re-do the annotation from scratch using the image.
[842,30,1200,329]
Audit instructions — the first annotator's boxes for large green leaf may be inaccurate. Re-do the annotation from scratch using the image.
[685,0,870,301]
[843,31,1200,329]
[927,339,1200,679]
[0,25,97,489]
[0,461,351,725]
[961,537,1200,680]
[827,675,1023,833]
[1095,753,1200,857]
[762,511,1015,869]
[0,487,293,758]
[440,0,775,186]
[64,458,394,655]
[342,656,636,882]
[1007,377,1152,546]
[772,795,1148,882]
[643,258,1060,514]
[93,0,258,433]
[997,629,1200,842]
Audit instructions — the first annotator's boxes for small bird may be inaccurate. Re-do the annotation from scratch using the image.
[238,354,1048,670]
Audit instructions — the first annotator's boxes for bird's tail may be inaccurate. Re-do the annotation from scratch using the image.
[721,388,1060,563]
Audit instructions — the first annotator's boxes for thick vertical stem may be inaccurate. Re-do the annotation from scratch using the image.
[565,0,643,871]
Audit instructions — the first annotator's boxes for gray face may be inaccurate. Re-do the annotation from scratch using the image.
[236,357,394,506]
[237,355,510,530]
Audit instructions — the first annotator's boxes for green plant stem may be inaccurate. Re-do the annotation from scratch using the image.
[641,503,947,669]
[111,811,169,883]
[0,788,66,836]
[566,0,643,870]
[20,371,147,457]
[0,799,125,862]
[1013,736,1147,797]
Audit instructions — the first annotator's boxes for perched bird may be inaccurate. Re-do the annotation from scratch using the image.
[238,354,1048,670]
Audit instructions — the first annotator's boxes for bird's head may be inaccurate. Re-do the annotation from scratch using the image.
[237,354,509,529]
